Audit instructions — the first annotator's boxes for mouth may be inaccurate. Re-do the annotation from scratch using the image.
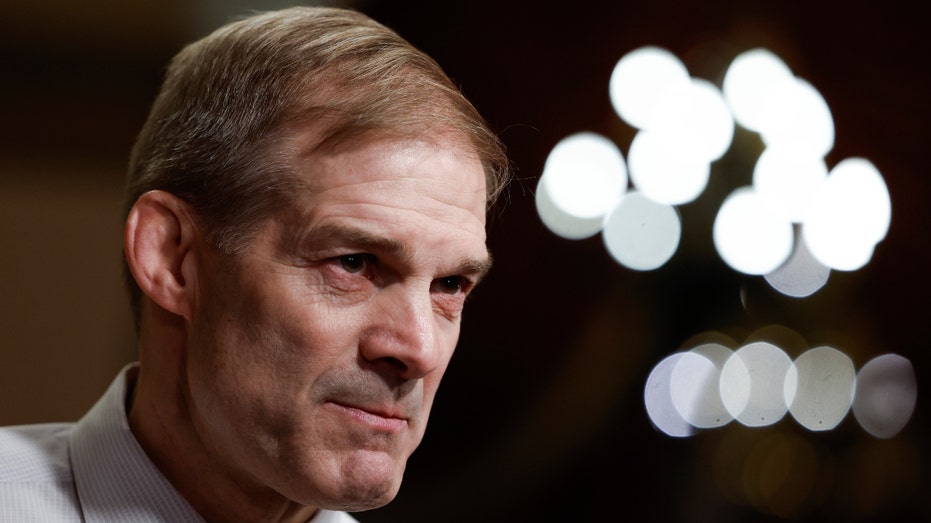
[328,401,409,433]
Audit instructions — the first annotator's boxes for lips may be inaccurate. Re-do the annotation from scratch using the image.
[340,401,407,421]
[328,401,409,433]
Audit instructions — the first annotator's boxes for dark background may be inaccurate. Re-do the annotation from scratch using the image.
[1,1,928,521]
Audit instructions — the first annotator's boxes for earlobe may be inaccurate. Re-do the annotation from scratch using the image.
[124,190,200,320]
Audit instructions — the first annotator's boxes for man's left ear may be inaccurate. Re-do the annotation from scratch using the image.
[123,190,202,321]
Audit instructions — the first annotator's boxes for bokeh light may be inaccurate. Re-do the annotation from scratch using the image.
[713,187,794,275]
[609,46,691,130]
[852,354,917,439]
[763,233,831,298]
[644,352,697,438]
[757,76,835,157]
[784,346,856,431]
[538,131,627,220]
[627,129,711,205]
[649,78,735,162]
[720,341,793,427]
[753,144,829,223]
[722,48,795,132]
[803,157,891,271]
[534,178,605,240]
[602,191,681,270]
[669,343,734,428]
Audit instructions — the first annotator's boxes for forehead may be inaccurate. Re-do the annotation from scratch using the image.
[279,129,488,258]
[299,129,485,208]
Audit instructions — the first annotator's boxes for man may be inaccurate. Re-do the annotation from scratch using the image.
[0,6,509,522]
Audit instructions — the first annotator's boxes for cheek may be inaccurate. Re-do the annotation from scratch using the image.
[209,308,355,397]
[187,282,325,416]
[185,304,358,467]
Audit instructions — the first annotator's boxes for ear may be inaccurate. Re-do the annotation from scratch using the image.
[124,190,201,320]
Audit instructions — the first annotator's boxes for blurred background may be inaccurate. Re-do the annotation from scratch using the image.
[1,0,927,521]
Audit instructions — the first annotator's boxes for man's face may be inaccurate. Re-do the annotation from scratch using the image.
[184,132,488,510]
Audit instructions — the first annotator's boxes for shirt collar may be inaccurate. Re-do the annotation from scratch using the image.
[69,363,206,523]
[68,363,356,523]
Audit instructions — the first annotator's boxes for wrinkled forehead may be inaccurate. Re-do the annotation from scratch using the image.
[274,96,491,192]
[292,118,482,182]
[270,128,489,265]
[320,133,483,199]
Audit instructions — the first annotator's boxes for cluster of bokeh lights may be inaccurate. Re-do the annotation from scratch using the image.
[536,46,892,296]
[536,46,914,438]
[644,330,917,438]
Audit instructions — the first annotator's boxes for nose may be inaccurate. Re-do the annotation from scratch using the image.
[360,285,443,380]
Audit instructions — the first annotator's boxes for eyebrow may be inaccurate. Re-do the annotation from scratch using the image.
[458,251,495,282]
[297,222,494,280]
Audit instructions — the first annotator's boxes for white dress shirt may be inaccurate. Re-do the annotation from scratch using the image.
[0,363,358,523]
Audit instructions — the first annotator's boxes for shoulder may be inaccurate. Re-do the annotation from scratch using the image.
[0,422,75,483]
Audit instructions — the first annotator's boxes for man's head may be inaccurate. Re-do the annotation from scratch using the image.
[121,6,508,518]
[125,5,509,325]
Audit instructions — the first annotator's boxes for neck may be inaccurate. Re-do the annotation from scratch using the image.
[127,305,319,523]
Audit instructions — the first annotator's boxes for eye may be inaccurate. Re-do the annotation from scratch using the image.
[338,254,374,274]
[433,275,468,295]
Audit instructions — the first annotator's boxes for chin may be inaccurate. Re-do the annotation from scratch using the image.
[323,453,407,511]
[326,477,401,512]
